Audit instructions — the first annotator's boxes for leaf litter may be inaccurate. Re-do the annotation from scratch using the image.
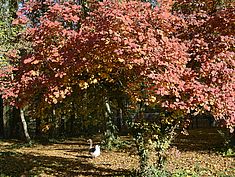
[0,129,234,176]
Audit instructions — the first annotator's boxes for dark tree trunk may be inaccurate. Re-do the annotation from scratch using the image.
[10,107,21,138]
[116,108,123,131]
[68,102,76,136]
[0,96,4,138]
[60,117,65,136]
[35,117,42,137]
[69,113,75,136]
[231,131,235,146]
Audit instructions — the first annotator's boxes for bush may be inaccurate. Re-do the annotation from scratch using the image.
[141,166,171,177]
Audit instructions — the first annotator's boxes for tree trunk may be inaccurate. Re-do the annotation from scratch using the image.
[68,102,77,136]
[60,117,65,136]
[0,96,4,138]
[35,117,41,137]
[117,108,123,131]
[20,108,31,143]
[69,113,75,136]
[104,97,118,149]
[2,104,9,138]
[10,107,20,138]
[134,132,150,176]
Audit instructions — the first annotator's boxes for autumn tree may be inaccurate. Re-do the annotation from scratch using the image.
[4,0,235,175]
[172,0,235,153]
[7,0,188,173]
[0,0,29,139]
[173,0,235,129]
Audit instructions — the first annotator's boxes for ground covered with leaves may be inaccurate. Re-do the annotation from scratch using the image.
[0,129,234,177]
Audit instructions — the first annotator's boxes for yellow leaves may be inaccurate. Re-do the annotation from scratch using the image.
[50,56,61,62]
[40,123,52,133]
[79,80,89,90]
[97,72,113,82]
[54,91,60,98]
[209,99,215,105]
[100,72,108,79]
[149,95,156,102]
[161,117,174,125]
[90,78,98,84]
[101,37,110,44]
[87,75,99,85]
[128,64,133,69]
[46,96,58,104]
[55,72,66,78]
[30,70,39,76]
[107,68,113,72]
[32,60,40,65]
[134,96,142,102]
[174,90,180,98]
[118,58,125,63]
[105,39,110,45]
[45,86,71,104]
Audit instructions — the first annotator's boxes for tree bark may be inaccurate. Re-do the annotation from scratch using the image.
[105,98,112,115]
[35,117,41,137]
[69,102,76,136]
[20,108,31,143]
[10,107,20,138]
[2,104,9,138]
[0,96,4,138]
[117,108,123,131]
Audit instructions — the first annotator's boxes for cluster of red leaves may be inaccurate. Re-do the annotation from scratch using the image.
[2,0,235,128]
[175,0,235,127]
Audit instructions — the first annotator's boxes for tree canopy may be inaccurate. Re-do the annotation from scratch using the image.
[0,0,234,174]
[3,0,233,128]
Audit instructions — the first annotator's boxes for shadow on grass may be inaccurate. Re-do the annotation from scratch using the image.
[172,128,226,152]
[0,151,132,177]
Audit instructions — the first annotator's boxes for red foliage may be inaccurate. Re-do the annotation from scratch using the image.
[174,0,235,127]
[3,0,234,128]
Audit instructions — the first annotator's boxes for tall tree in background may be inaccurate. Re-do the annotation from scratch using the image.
[0,96,3,137]
[0,0,19,138]
[0,0,32,142]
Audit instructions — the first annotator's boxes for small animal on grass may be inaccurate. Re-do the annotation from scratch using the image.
[87,139,101,158]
